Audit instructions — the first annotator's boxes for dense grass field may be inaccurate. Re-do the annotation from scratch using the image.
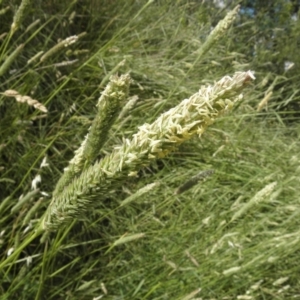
[0,1,300,299]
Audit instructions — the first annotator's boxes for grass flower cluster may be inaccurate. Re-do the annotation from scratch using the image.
[53,74,131,197]
[1,89,48,112]
[43,71,255,232]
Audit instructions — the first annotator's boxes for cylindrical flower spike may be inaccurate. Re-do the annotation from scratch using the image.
[40,33,86,62]
[42,71,255,232]
[195,5,240,60]
[1,89,47,112]
[53,74,131,197]
[11,0,32,34]
[0,44,24,76]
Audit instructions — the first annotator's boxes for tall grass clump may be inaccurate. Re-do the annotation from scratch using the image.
[1,0,300,299]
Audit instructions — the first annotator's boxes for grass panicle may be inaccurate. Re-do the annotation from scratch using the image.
[175,169,215,195]
[53,73,132,197]
[11,189,40,213]
[181,288,202,300]
[40,32,87,62]
[196,5,240,59]
[1,89,48,112]
[112,233,146,247]
[24,18,41,33]
[230,181,278,223]
[42,71,255,232]
[120,182,160,207]
[0,196,12,213]
[257,91,273,112]
[27,51,44,65]
[22,197,43,226]
[117,95,139,120]
[0,44,24,76]
[11,0,32,34]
